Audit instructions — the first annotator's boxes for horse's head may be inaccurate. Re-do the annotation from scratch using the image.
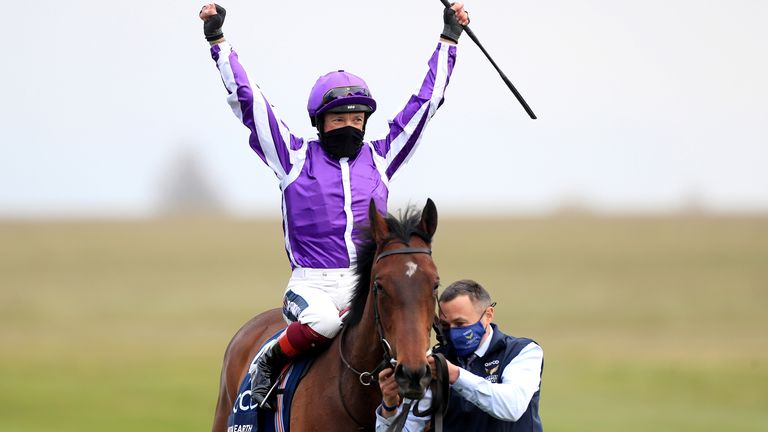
[368,198,439,400]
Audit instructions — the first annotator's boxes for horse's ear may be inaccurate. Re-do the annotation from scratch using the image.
[418,198,438,239]
[368,199,389,243]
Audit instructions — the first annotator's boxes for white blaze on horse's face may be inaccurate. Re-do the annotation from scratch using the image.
[405,261,418,278]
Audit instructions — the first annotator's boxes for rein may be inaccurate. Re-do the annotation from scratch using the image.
[338,325,392,430]
[338,326,394,386]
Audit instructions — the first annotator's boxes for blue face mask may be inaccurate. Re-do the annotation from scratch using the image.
[448,318,487,358]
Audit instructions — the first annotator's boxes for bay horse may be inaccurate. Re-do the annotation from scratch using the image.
[212,199,441,431]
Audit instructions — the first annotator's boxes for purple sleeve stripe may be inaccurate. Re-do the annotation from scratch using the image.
[282,120,305,151]
[447,44,457,77]
[291,134,305,152]
[385,108,430,178]
[417,45,442,100]
[211,44,221,62]
[426,43,455,117]
[264,98,294,175]
[211,44,233,95]
[226,51,271,167]
[385,94,431,146]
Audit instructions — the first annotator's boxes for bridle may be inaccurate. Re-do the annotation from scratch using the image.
[371,246,433,364]
[339,246,433,384]
[337,245,433,428]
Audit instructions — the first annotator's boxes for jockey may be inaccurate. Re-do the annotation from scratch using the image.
[199,2,469,410]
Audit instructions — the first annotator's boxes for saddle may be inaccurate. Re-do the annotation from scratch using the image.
[227,332,314,432]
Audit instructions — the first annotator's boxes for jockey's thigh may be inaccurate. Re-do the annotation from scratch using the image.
[282,267,358,339]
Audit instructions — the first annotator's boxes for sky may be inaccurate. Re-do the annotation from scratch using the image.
[1,0,767,218]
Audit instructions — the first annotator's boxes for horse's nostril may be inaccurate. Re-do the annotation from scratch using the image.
[395,363,430,388]
[416,364,428,380]
[394,363,406,381]
[394,363,430,400]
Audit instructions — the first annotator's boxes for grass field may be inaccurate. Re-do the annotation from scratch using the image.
[1,216,767,431]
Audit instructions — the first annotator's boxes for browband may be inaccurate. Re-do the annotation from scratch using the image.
[375,247,432,263]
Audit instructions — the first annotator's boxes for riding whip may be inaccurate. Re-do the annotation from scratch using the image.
[438,0,537,119]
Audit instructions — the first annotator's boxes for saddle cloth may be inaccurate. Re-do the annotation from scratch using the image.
[226,330,312,432]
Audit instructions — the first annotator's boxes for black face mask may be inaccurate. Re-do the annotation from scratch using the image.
[320,126,365,159]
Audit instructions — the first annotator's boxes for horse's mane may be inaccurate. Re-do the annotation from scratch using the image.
[342,206,433,329]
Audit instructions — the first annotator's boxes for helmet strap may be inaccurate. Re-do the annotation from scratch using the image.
[316,117,325,139]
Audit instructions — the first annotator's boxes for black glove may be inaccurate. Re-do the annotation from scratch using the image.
[441,5,464,43]
[203,4,227,42]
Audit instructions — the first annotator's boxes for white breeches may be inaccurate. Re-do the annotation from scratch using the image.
[281,267,358,338]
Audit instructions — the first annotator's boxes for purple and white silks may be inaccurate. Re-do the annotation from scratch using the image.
[211,42,457,270]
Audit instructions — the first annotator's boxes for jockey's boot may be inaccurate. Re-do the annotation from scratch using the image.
[251,322,331,410]
[250,341,290,410]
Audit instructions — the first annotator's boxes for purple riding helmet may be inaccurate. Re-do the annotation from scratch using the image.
[307,70,377,127]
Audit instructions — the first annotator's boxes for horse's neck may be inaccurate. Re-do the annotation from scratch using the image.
[291,311,383,430]
[344,301,384,372]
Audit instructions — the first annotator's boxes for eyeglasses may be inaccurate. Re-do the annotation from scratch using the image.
[321,86,371,105]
